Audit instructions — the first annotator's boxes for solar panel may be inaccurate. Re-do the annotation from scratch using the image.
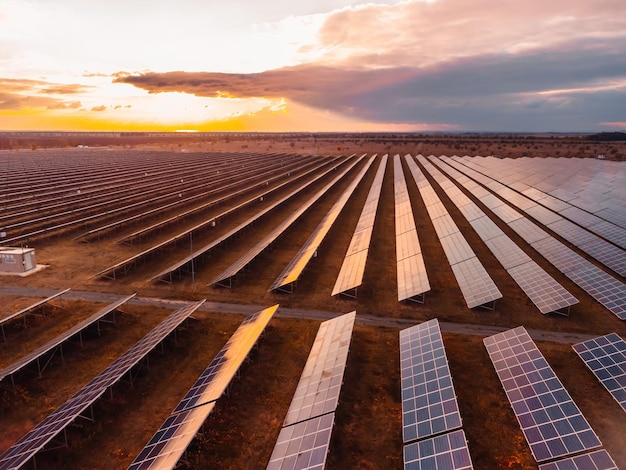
[458,202,486,222]
[507,262,578,314]
[484,327,602,463]
[426,201,448,219]
[173,304,278,413]
[331,250,368,297]
[128,402,216,470]
[266,413,335,470]
[395,155,430,302]
[489,203,523,223]
[538,449,618,470]
[469,215,503,241]
[566,263,626,320]
[508,218,550,244]
[450,257,502,309]
[578,239,626,278]
[403,429,474,470]
[572,333,626,412]
[397,255,430,302]
[400,319,462,443]
[483,235,531,269]
[283,312,355,426]
[432,215,460,238]
[332,156,387,297]
[439,231,476,266]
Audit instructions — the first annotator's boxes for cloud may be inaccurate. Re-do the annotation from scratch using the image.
[47,100,82,110]
[114,35,626,131]
[311,0,626,68]
[0,76,90,111]
[91,105,107,112]
[39,83,92,94]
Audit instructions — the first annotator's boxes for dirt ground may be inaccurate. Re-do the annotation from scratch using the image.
[1,134,625,469]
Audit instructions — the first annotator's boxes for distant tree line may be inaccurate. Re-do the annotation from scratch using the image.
[586,132,626,142]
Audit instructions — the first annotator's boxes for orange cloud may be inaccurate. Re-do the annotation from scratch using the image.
[91,105,107,112]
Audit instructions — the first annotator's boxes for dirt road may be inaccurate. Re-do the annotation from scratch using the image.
[0,285,600,344]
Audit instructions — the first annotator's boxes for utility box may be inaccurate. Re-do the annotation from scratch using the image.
[0,247,37,273]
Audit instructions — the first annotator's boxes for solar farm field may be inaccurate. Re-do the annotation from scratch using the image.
[1,143,625,470]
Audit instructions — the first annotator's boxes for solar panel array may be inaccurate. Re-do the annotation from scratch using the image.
[538,449,618,470]
[422,155,577,315]
[404,156,501,309]
[0,300,205,470]
[97,156,342,281]
[451,156,626,277]
[0,293,136,387]
[484,326,603,463]
[403,429,474,470]
[332,156,388,297]
[463,156,626,244]
[572,333,626,413]
[393,155,430,302]
[437,156,626,320]
[270,155,375,292]
[267,312,356,469]
[209,156,363,288]
[400,319,462,443]
[129,304,278,470]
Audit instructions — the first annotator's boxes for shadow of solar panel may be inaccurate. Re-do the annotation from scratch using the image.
[400,319,462,443]
[403,429,474,470]
[283,312,355,426]
[572,333,626,412]
[128,402,216,470]
[484,327,602,462]
[173,304,278,413]
[267,413,334,470]
[538,449,618,470]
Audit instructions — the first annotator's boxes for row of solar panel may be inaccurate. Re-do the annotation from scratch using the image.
[332,156,388,297]
[418,156,579,315]
[457,156,626,275]
[97,156,343,280]
[2,152,302,246]
[436,156,626,321]
[0,300,206,470]
[405,156,502,309]
[393,155,430,303]
[400,319,475,469]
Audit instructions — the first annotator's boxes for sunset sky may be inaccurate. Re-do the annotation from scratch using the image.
[1,0,625,132]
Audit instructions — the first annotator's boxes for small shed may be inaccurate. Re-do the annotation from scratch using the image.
[0,247,37,273]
